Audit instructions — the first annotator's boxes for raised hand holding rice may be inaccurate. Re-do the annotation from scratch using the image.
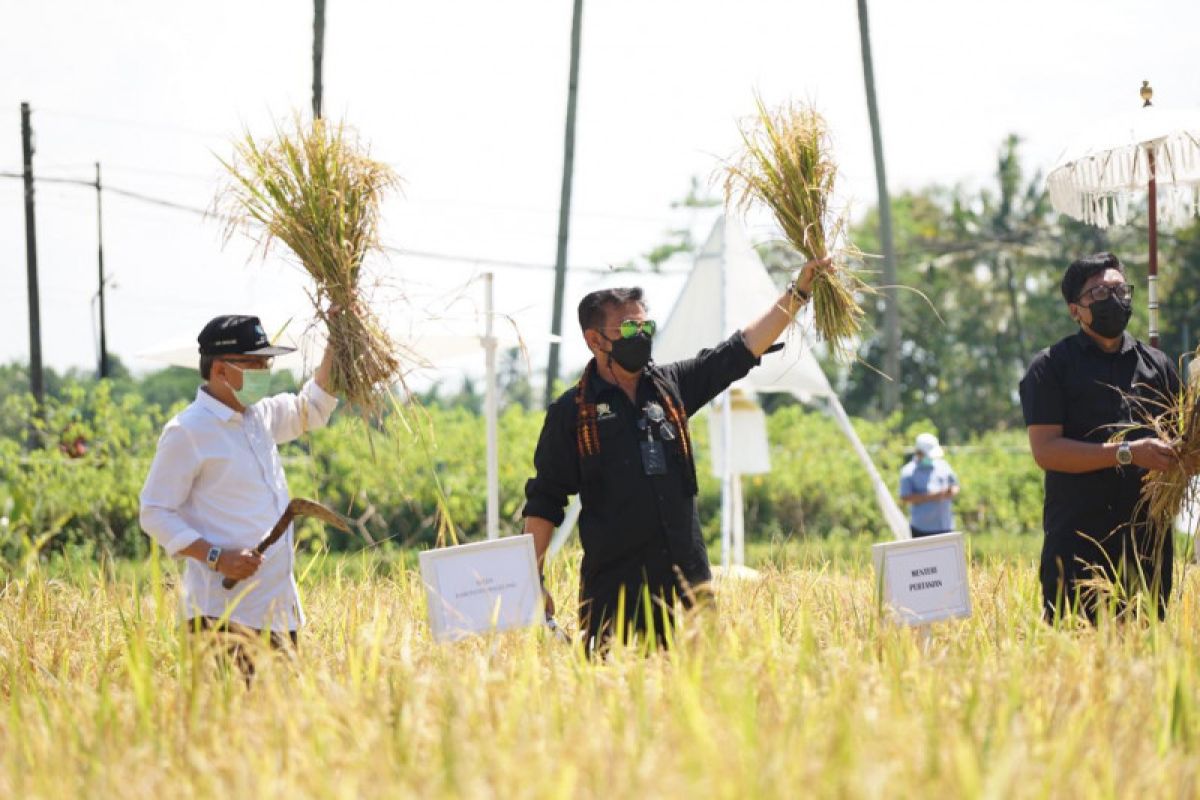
[216,116,402,419]
[724,97,871,362]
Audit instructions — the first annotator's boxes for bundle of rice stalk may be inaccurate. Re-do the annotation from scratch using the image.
[217,116,401,418]
[724,97,871,362]
[1123,353,1200,547]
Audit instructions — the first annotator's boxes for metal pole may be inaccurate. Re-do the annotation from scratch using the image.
[720,392,734,570]
[484,273,500,540]
[1148,148,1159,348]
[312,0,326,119]
[856,0,900,411]
[544,0,583,407]
[732,472,746,567]
[718,226,733,569]
[95,162,109,379]
[20,102,44,407]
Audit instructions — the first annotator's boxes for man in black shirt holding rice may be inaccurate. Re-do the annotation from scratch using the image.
[1019,252,1181,622]
[523,257,827,651]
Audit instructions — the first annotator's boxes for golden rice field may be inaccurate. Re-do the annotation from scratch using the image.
[2,541,1199,799]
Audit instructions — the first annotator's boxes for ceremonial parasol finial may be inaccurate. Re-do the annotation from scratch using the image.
[1140,80,1154,107]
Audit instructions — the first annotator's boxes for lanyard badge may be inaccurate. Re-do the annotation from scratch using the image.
[641,440,667,476]
[639,401,671,476]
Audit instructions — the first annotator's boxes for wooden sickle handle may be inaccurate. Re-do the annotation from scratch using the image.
[221,507,296,590]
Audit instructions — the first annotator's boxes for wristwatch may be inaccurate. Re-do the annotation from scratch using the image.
[206,545,223,571]
[1116,442,1133,466]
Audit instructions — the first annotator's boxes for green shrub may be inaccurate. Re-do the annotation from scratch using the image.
[0,386,1046,562]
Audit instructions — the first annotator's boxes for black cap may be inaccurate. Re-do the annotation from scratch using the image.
[197,315,296,357]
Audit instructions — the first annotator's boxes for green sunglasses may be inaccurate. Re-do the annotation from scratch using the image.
[610,319,657,339]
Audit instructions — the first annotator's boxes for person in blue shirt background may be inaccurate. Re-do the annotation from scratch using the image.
[899,433,960,537]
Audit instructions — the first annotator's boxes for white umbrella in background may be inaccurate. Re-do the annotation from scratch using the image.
[137,273,557,542]
[1046,81,1200,347]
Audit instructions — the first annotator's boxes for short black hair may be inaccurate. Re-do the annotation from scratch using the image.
[200,354,215,380]
[577,287,646,332]
[1061,252,1124,303]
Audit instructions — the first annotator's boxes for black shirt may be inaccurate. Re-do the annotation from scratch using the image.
[1018,330,1179,610]
[523,332,760,594]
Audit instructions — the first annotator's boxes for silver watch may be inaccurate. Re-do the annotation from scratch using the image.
[1116,442,1133,466]
[206,545,223,570]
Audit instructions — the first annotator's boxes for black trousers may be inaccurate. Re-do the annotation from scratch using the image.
[578,555,710,654]
[910,525,951,538]
[1040,525,1173,623]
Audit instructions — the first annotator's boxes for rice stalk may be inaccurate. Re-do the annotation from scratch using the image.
[724,97,871,362]
[1115,351,1200,561]
[216,115,402,419]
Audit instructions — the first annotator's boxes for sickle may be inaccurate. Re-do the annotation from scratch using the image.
[222,498,351,590]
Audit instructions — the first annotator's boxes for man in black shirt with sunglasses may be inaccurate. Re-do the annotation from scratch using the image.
[523,257,828,651]
[1019,252,1181,622]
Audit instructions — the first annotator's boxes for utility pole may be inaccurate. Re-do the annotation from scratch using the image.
[856,0,900,413]
[95,162,109,380]
[544,0,583,407]
[21,102,44,407]
[312,0,326,119]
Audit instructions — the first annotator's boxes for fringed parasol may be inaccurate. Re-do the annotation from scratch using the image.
[1046,81,1200,345]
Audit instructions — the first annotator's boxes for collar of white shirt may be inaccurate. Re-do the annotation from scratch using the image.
[194,386,241,423]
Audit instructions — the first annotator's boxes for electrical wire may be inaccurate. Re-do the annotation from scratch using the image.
[0,171,689,275]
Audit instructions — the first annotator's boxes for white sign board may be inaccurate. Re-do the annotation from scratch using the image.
[871,531,971,626]
[419,534,543,643]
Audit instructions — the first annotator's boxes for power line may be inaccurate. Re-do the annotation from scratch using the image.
[6,166,681,225]
[399,191,674,226]
[0,171,688,276]
[378,243,676,275]
[98,163,217,181]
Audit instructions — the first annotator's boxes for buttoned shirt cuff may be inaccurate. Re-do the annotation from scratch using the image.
[522,498,566,527]
[730,330,763,368]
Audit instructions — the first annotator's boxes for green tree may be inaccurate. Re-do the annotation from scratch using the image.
[847,136,1086,437]
[1158,218,1200,366]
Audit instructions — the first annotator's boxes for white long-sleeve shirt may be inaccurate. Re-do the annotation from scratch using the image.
[139,380,338,631]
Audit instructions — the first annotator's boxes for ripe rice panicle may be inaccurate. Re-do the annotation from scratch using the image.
[724,97,871,362]
[217,116,402,419]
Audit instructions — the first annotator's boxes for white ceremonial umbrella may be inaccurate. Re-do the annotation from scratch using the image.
[1046,81,1200,346]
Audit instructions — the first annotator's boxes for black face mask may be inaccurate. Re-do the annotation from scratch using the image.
[1084,295,1132,339]
[606,333,652,373]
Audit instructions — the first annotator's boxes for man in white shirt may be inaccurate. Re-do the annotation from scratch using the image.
[140,314,338,651]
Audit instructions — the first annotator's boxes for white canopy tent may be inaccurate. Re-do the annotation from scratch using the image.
[548,216,909,565]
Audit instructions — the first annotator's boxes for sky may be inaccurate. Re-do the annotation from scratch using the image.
[2,0,1199,387]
